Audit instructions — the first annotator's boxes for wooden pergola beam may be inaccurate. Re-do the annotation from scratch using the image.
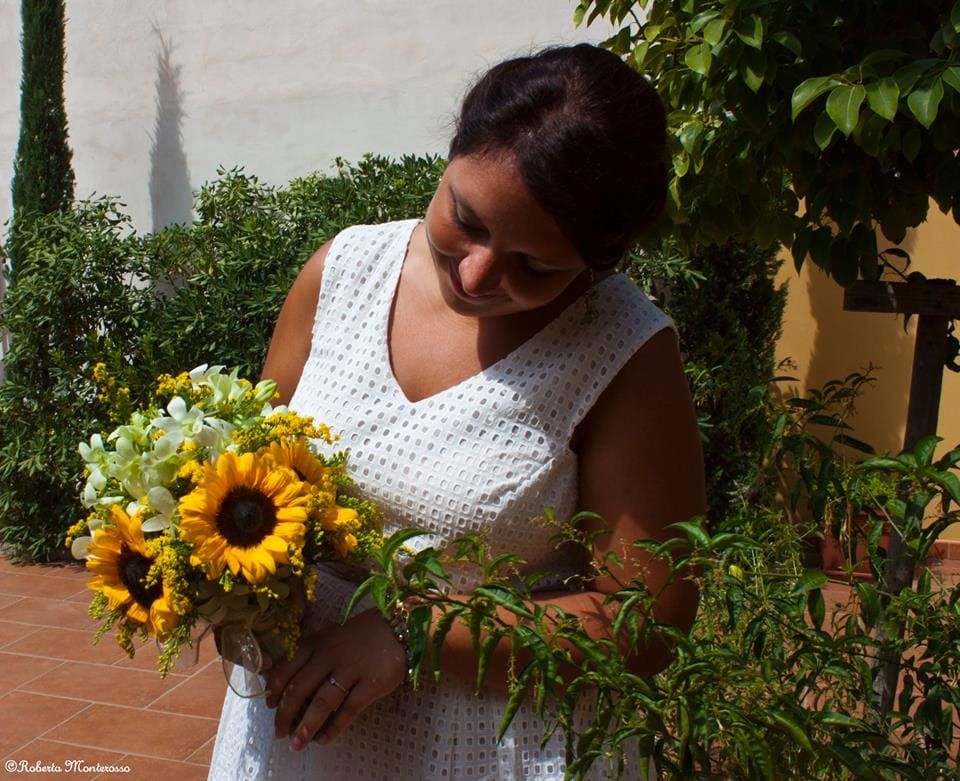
[843,280,960,318]
[842,277,957,715]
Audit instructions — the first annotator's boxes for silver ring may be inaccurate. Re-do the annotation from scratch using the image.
[327,675,348,695]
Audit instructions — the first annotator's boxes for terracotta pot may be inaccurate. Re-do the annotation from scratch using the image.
[820,514,889,581]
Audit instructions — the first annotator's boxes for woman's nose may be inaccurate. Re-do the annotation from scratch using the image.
[457,247,502,294]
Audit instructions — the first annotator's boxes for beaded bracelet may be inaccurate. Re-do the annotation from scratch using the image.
[386,598,416,685]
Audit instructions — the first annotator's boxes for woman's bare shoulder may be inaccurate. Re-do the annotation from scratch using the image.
[577,326,705,531]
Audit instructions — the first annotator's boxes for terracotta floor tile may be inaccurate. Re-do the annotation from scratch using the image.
[2,738,127,780]
[0,571,90,600]
[99,754,209,780]
[0,557,28,574]
[0,596,101,631]
[5,626,132,665]
[149,661,228,719]
[110,638,192,677]
[0,652,63,696]
[24,561,88,580]
[22,661,179,708]
[184,734,217,766]
[0,691,89,758]
[0,594,23,611]
[0,620,40,650]
[47,703,217,761]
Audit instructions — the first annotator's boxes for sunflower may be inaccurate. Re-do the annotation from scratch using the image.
[263,440,330,488]
[86,505,179,637]
[179,451,308,583]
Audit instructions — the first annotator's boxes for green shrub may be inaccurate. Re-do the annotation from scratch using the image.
[0,154,443,562]
[371,379,960,779]
[633,240,787,525]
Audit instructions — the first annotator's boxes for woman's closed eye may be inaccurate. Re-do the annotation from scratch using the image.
[518,256,554,275]
[452,206,487,237]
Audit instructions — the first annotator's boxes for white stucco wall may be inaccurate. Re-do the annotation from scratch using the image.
[0,1,614,234]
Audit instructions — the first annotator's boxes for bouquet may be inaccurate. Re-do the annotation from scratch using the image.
[67,364,381,689]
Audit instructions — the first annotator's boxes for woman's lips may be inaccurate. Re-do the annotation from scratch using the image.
[448,261,498,302]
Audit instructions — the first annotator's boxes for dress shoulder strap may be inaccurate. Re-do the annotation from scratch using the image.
[487,274,674,443]
[310,220,418,344]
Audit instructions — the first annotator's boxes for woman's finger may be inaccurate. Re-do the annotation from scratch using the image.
[312,676,375,746]
[290,674,353,750]
[263,641,312,709]
[273,651,338,739]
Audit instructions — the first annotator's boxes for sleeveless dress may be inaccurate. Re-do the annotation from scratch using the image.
[207,219,671,781]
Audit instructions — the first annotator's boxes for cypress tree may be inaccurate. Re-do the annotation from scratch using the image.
[10,0,75,272]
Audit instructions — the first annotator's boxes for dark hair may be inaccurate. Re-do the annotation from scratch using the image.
[448,44,667,269]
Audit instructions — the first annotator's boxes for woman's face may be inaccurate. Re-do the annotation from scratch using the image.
[423,153,588,319]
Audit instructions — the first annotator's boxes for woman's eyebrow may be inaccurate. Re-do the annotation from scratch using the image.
[449,186,481,220]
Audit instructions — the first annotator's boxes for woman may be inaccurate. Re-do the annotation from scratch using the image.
[208,44,704,780]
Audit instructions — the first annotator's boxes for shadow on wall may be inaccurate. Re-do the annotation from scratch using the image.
[803,237,918,457]
[149,29,192,233]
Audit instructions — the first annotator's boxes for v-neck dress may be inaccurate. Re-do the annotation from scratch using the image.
[207,219,670,781]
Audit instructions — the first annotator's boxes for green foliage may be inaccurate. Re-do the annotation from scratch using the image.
[639,241,787,524]
[369,377,960,779]
[10,0,75,273]
[0,155,443,562]
[576,0,960,284]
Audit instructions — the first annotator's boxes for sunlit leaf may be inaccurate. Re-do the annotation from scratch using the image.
[684,42,712,75]
[826,84,866,136]
[856,582,881,628]
[791,569,828,596]
[703,18,726,46]
[735,14,763,49]
[740,49,766,92]
[814,111,837,150]
[791,76,839,119]
[772,30,801,56]
[907,78,944,128]
[770,711,814,753]
[944,66,960,95]
[865,78,899,120]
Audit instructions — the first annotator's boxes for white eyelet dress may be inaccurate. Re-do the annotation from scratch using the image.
[207,219,671,781]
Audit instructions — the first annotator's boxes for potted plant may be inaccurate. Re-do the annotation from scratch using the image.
[820,462,899,580]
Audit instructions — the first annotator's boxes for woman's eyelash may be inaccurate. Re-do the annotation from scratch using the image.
[450,203,553,274]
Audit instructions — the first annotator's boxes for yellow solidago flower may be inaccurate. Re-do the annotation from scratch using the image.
[179,451,309,584]
[331,532,358,559]
[178,460,204,483]
[85,505,179,637]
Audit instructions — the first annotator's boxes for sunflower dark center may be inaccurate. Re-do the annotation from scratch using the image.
[117,546,162,609]
[217,486,277,547]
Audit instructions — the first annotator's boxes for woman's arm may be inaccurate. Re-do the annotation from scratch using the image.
[260,240,331,398]
[429,327,704,682]
[266,327,705,747]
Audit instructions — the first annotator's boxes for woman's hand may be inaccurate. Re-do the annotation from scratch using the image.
[263,608,407,750]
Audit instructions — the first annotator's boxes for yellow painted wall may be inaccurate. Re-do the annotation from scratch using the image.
[774,208,960,541]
